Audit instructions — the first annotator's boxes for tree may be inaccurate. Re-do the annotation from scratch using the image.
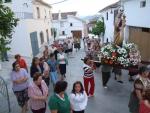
[0,0,19,60]
[91,18,105,36]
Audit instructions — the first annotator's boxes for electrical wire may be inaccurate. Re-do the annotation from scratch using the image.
[50,0,69,5]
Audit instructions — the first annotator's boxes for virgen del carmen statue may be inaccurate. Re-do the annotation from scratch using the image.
[114,9,126,47]
[99,9,141,69]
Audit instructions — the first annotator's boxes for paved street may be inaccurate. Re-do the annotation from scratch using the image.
[0,47,133,113]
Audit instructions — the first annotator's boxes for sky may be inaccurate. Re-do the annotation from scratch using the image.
[43,0,119,17]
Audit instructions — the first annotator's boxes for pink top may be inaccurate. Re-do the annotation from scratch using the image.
[28,80,48,110]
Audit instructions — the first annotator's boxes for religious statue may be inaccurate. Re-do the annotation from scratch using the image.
[114,10,126,46]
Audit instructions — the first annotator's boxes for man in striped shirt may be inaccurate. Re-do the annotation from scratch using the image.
[83,57,95,97]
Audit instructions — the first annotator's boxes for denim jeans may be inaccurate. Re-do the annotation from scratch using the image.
[50,71,58,84]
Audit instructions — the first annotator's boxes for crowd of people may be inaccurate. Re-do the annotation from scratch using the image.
[10,37,150,113]
[83,37,150,113]
[10,37,87,113]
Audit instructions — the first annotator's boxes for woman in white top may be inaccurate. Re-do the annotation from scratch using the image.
[70,81,88,113]
[57,48,68,80]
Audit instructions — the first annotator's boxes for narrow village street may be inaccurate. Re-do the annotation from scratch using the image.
[0,43,133,113]
[1,0,150,113]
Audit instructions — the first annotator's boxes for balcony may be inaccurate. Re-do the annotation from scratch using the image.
[15,12,33,19]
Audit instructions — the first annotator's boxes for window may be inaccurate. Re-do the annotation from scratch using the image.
[4,0,11,3]
[106,12,108,20]
[40,31,44,44]
[140,1,146,8]
[70,23,73,27]
[62,31,65,35]
[37,7,40,18]
[46,29,49,43]
[142,28,150,32]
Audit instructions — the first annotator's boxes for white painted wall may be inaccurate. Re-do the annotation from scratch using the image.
[9,20,32,57]
[4,0,52,57]
[123,0,150,28]
[33,3,51,20]
[68,16,85,37]
[52,16,86,39]
[32,3,52,46]
[27,19,52,48]
[12,0,33,13]
[52,20,68,38]
[100,9,116,43]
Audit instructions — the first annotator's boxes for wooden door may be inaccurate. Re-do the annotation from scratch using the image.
[71,30,82,38]
[129,27,150,62]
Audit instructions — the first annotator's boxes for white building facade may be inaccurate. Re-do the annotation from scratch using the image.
[99,2,120,43]
[52,12,88,39]
[3,0,52,57]
[99,0,150,61]
[122,0,150,61]
[122,0,150,41]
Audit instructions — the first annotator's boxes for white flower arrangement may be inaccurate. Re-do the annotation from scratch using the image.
[100,43,141,67]
[117,48,127,54]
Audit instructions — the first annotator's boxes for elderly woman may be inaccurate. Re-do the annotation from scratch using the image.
[129,66,150,113]
[11,62,29,113]
[48,81,71,113]
[28,72,48,113]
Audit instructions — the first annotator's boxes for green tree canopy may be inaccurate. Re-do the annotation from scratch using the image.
[0,0,18,59]
[91,18,105,36]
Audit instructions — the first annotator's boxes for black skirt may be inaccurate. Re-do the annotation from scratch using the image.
[14,88,29,108]
[59,64,66,75]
